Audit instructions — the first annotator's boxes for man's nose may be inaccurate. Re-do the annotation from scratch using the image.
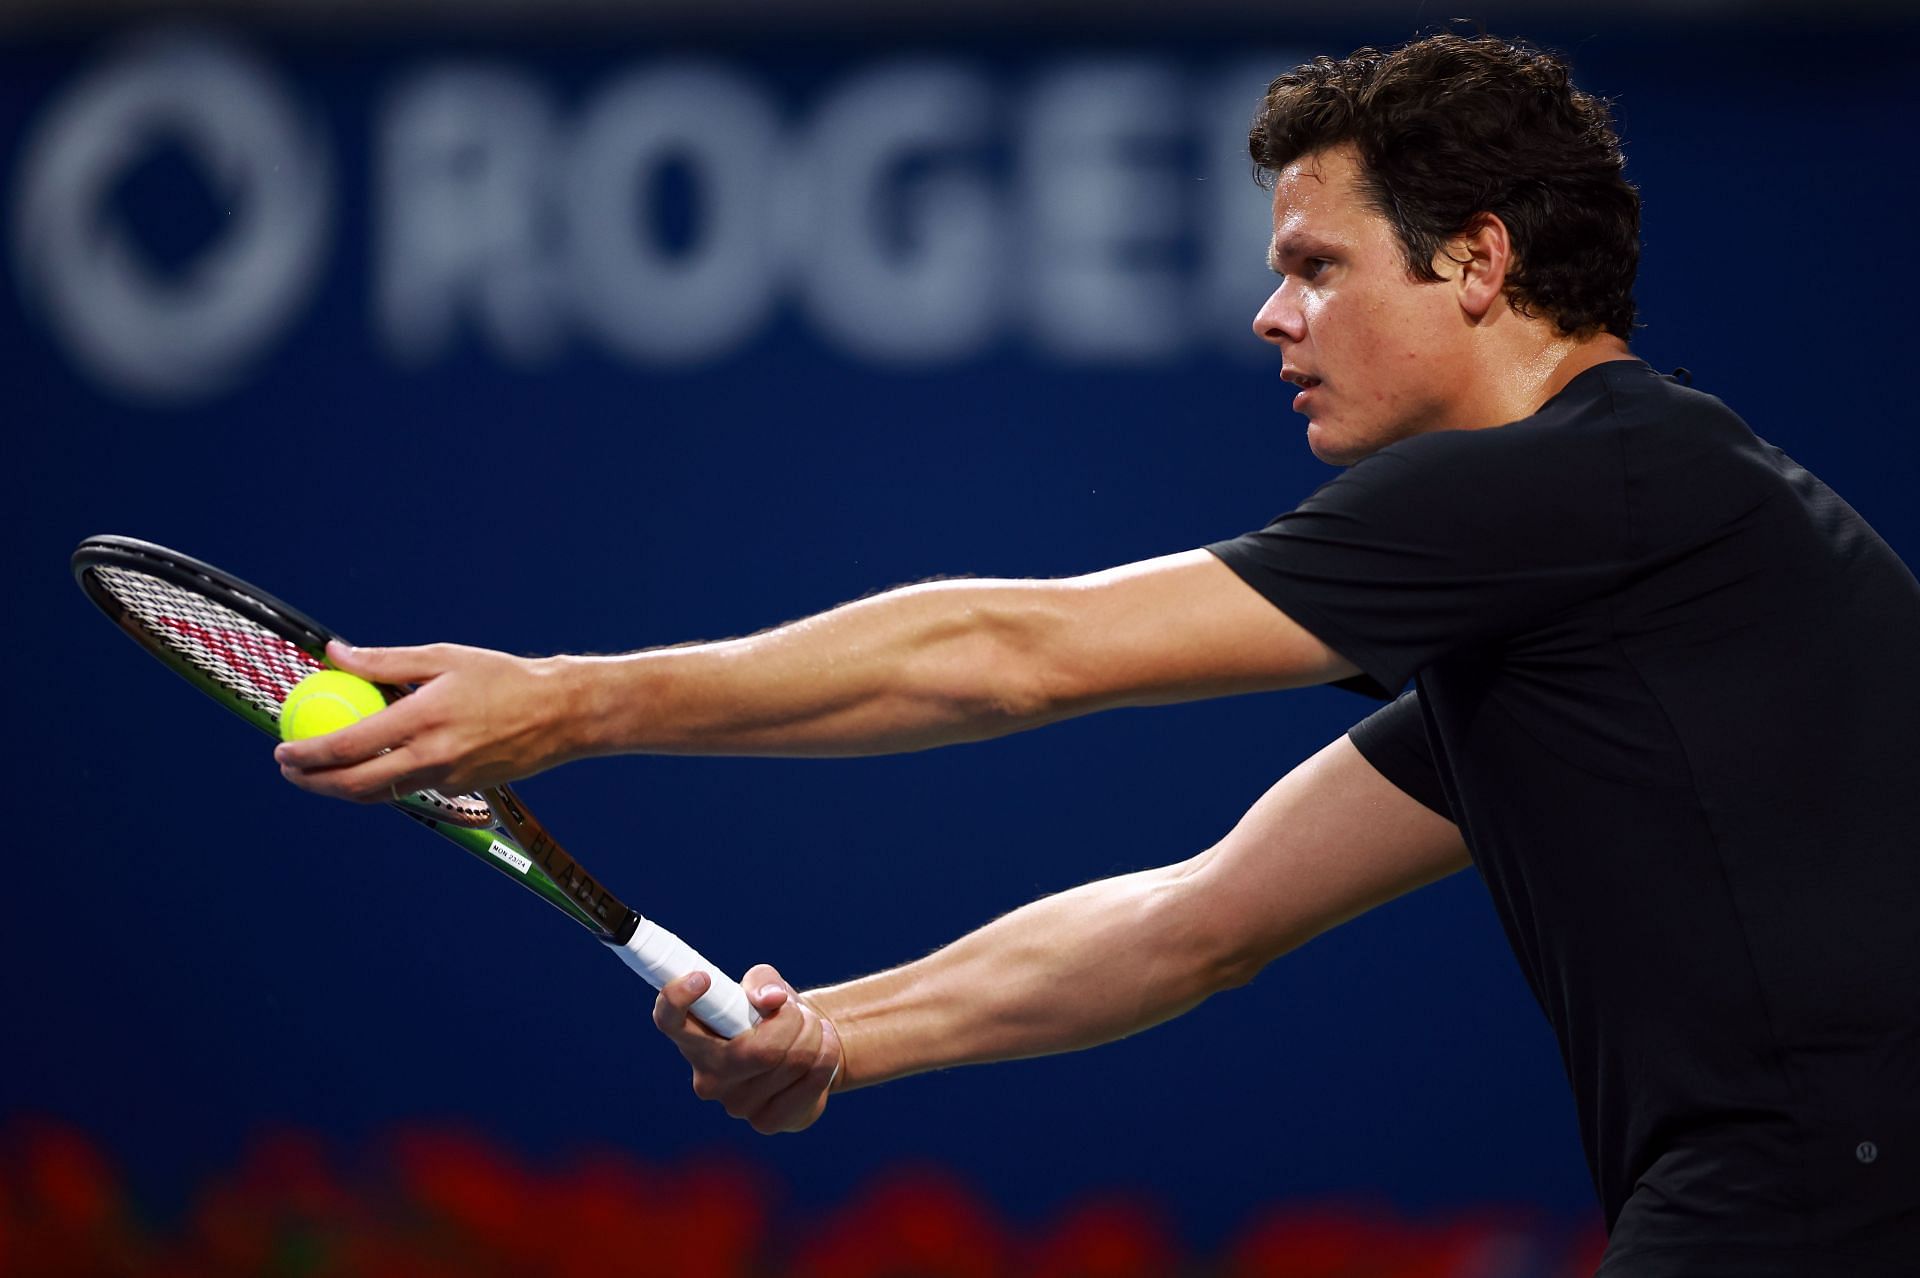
[1251,284,1301,346]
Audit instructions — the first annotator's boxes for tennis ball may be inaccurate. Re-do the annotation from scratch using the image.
[279,669,388,742]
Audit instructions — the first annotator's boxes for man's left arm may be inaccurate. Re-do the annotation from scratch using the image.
[652,730,1470,1133]
[276,550,1358,801]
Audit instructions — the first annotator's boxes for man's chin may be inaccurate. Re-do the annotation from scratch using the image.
[1306,421,1368,467]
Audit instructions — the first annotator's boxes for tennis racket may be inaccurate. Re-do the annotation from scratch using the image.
[71,534,757,1038]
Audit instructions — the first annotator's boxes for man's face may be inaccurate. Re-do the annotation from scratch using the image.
[1252,145,1468,465]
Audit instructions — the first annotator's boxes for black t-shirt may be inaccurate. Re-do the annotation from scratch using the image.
[1208,360,1920,1273]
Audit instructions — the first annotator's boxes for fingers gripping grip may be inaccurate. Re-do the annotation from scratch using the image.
[615,919,760,1038]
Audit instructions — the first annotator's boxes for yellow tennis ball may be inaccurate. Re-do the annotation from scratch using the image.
[279,669,388,742]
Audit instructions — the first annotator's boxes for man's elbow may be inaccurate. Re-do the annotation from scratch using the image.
[1158,857,1312,997]
[889,631,1051,735]
[1213,941,1284,992]
[1197,921,1294,995]
[904,585,1075,724]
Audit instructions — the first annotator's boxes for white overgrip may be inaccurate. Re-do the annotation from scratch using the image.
[614,918,759,1038]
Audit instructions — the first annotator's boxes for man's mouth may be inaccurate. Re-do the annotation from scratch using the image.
[1281,368,1322,390]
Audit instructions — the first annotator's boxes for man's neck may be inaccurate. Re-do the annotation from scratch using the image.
[1535,335,1636,409]
[1455,333,1636,433]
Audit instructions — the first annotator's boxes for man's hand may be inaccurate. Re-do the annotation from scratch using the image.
[273,553,1355,798]
[274,639,579,801]
[655,964,843,1134]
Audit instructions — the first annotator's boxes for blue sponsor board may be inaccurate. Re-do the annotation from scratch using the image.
[4,14,1917,1248]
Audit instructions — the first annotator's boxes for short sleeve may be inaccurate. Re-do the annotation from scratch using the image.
[1207,424,1629,698]
[1347,690,1452,820]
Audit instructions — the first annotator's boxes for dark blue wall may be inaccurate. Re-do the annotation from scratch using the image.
[6,13,1917,1255]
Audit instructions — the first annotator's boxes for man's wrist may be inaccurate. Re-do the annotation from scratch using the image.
[540,653,626,761]
[806,988,852,1092]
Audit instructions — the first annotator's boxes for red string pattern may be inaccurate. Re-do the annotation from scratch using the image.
[94,566,322,715]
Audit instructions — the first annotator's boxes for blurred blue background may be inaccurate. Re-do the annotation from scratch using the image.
[4,2,1917,1271]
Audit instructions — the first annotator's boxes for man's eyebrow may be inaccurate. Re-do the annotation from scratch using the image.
[1267,234,1338,270]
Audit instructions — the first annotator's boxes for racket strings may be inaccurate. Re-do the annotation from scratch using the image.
[89,563,497,830]
[405,789,497,827]
[94,564,320,713]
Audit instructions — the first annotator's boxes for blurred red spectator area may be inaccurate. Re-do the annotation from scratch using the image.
[1,1117,1605,1277]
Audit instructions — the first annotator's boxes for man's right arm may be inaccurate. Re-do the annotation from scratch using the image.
[275,549,1357,802]
[652,733,1469,1133]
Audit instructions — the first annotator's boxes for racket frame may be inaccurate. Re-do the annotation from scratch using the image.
[71,535,640,944]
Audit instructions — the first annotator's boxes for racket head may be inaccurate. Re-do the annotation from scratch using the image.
[72,535,495,829]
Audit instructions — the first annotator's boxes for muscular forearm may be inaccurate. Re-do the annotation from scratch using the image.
[807,857,1258,1091]
[560,579,1075,758]
[648,738,1466,1134]
[274,551,1343,800]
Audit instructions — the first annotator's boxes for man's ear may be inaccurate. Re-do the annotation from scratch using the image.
[1444,212,1514,322]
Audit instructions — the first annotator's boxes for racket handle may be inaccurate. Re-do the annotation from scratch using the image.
[613,918,760,1038]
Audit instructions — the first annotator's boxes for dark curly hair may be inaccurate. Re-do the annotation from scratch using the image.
[1249,34,1639,339]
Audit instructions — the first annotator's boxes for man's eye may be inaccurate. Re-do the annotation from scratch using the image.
[1303,258,1333,278]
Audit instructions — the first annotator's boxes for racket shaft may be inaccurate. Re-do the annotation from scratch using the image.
[615,920,758,1038]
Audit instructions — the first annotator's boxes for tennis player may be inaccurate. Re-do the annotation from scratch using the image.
[277,34,1920,1274]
